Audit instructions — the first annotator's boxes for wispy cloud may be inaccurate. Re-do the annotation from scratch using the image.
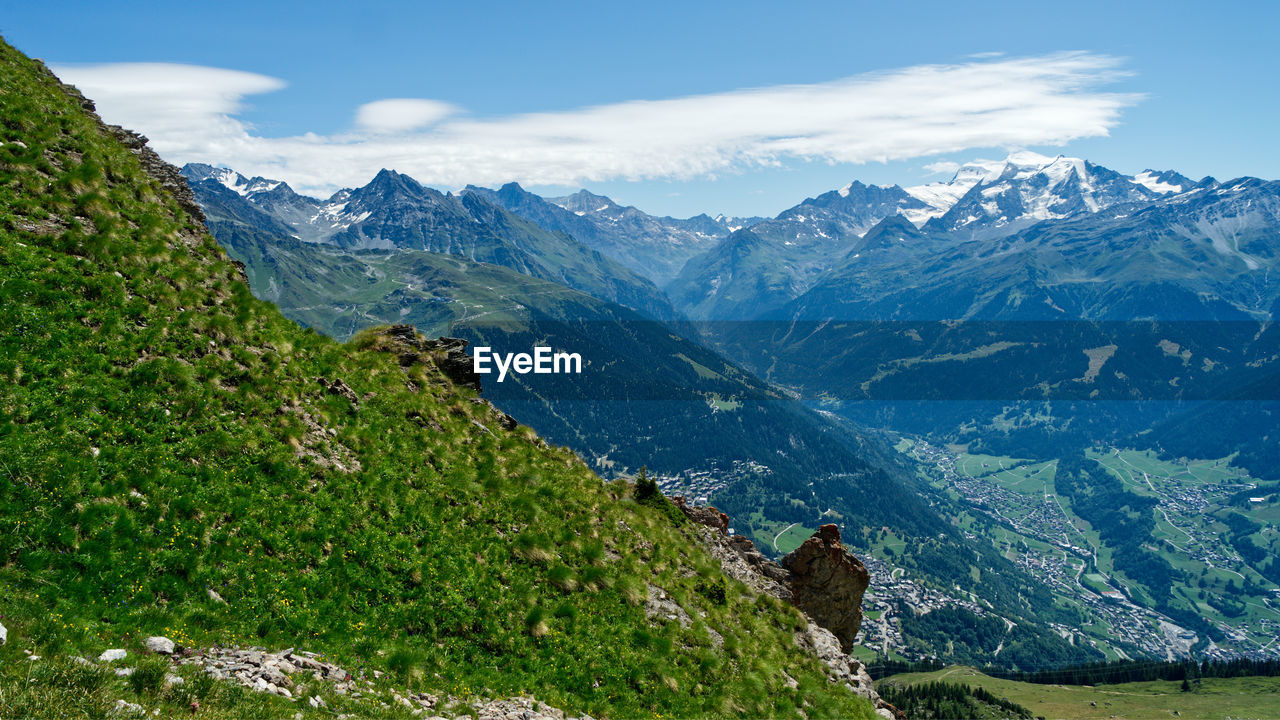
[354,98,458,133]
[53,52,1139,198]
[923,160,963,176]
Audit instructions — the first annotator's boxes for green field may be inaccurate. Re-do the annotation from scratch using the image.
[1088,449,1251,495]
[704,392,742,412]
[953,453,1058,496]
[882,666,1280,720]
[743,510,819,556]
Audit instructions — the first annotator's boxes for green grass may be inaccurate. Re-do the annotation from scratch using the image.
[955,453,1028,478]
[1088,449,1251,492]
[772,524,817,555]
[882,666,1280,720]
[0,37,875,720]
[674,353,725,381]
[704,392,742,412]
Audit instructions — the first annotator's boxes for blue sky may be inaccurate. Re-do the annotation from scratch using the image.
[2,0,1277,217]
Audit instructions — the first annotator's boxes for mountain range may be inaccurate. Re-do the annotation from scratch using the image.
[667,151,1239,321]
[182,157,1107,669]
[175,129,1279,667]
[466,182,762,285]
[182,163,679,322]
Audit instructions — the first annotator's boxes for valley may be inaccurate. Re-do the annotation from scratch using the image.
[901,440,1280,662]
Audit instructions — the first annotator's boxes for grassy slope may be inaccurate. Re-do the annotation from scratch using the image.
[0,38,874,719]
[881,666,1280,720]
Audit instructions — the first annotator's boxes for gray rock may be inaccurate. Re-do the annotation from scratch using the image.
[0,621,6,646]
[115,668,135,677]
[99,649,128,662]
[144,636,175,655]
[112,699,144,714]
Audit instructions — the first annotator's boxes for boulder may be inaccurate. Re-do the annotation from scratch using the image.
[781,524,870,652]
[98,648,128,662]
[144,636,176,655]
[0,621,6,646]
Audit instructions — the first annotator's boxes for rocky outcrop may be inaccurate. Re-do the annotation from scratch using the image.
[672,497,792,601]
[175,646,347,700]
[781,523,870,653]
[423,336,479,390]
[795,623,882,709]
[369,324,482,391]
[458,695,595,720]
[470,397,518,430]
[317,377,360,407]
[672,496,728,534]
[671,501,898,719]
[105,125,208,232]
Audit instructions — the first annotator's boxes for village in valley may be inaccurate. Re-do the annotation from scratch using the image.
[888,439,1280,663]
[644,439,1280,665]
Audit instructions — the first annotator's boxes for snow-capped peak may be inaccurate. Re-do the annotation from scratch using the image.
[1003,150,1061,170]
[209,168,283,197]
[1131,170,1185,195]
[897,152,1111,226]
[212,168,250,195]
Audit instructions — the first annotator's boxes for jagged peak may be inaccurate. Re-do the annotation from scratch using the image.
[552,188,621,215]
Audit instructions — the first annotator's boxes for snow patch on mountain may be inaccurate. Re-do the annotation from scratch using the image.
[1133,171,1184,195]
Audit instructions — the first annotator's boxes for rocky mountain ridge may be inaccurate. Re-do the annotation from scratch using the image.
[666,151,1230,320]
[182,163,679,322]
[464,183,762,286]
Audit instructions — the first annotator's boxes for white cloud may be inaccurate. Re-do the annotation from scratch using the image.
[923,160,963,175]
[355,98,457,133]
[52,52,1139,198]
